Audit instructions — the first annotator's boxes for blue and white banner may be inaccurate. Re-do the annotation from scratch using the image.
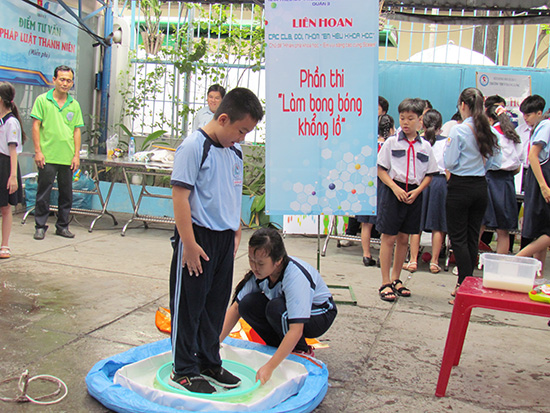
[0,0,78,86]
[265,0,379,216]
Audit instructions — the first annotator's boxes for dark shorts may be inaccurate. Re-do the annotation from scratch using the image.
[376,180,422,236]
[522,161,550,239]
[356,215,377,224]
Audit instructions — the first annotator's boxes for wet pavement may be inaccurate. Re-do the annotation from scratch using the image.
[0,212,549,412]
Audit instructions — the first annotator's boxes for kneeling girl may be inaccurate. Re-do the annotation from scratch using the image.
[220,228,337,385]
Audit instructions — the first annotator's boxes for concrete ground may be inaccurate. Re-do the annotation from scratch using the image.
[0,212,549,412]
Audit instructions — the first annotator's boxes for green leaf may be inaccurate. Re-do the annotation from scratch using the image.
[119,124,134,139]
[250,193,265,213]
[141,129,168,151]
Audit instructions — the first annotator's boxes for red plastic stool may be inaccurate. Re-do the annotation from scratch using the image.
[436,276,550,397]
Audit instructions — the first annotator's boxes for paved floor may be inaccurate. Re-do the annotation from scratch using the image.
[0,212,549,412]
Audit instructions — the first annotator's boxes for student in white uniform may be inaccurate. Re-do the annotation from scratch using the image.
[220,228,337,385]
[482,105,524,254]
[406,109,448,274]
[0,82,25,259]
[377,98,438,302]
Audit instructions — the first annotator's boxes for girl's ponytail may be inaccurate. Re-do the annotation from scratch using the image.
[485,105,521,144]
[0,82,27,144]
[378,114,394,139]
[421,109,442,146]
[459,87,498,158]
[232,270,255,303]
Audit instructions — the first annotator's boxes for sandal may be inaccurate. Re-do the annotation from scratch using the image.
[0,246,10,259]
[450,283,461,297]
[379,283,396,302]
[402,261,417,272]
[391,279,411,297]
[363,256,376,267]
[429,262,441,274]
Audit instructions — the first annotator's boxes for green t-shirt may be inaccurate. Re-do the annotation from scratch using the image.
[30,89,84,165]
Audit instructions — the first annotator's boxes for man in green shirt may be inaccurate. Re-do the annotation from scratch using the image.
[31,66,84,240]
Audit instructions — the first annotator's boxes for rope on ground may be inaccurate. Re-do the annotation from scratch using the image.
[0,370,68,405]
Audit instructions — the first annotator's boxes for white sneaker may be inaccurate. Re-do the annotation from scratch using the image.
[452,266,459,275]
[339,240,355,247]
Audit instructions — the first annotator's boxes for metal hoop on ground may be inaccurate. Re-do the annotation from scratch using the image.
[0,370,68,405]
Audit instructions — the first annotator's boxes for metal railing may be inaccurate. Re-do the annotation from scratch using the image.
[118,2,549,143]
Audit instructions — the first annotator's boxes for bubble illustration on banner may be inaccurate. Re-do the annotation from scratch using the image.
[290,182,319,214]
[288,144,377,215]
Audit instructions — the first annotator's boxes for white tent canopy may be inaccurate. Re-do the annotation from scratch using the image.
[408,42,496,65]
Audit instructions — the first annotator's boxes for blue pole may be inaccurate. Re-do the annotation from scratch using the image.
[99,3,114,153]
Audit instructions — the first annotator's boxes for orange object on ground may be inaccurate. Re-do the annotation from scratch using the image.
[155,307,171,334]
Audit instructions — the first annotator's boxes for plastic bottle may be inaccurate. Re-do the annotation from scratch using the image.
[128,136,136,159]
[107,133,118,158]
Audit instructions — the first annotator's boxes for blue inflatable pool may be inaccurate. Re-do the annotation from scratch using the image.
[86,337,328,412]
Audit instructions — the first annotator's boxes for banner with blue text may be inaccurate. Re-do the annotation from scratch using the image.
[0,0,78,86]
[265,0,379,216]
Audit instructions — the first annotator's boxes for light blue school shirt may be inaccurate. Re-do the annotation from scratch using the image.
[170,129,243,231]
[236,256,334,324]
[192,106,214,131]
[530,119,550,163]
[444,117,501,176]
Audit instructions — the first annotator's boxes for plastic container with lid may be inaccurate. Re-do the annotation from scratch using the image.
[480,253,541,293]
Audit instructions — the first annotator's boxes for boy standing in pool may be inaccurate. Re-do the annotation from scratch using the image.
[169,88,263,393]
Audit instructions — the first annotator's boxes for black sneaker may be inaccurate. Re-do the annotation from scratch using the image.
[363,256,376,267]
[33,227,46,240]
[201,366,241,388]
[169,372,216,394]
[55,228,75,238]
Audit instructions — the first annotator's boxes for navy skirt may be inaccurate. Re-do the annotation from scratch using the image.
[420,174,447,232]
[522,160,550,239]
[0,153,22,207]
[482,170,518,230]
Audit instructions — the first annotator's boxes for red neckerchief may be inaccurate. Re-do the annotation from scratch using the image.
[399,131,420,192]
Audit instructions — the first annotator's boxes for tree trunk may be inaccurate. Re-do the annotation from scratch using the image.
[473,25,499,64]
[142,31,164,55]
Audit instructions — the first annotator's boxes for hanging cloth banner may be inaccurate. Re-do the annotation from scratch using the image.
[0,0,78,86]
[265,0,379,216]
